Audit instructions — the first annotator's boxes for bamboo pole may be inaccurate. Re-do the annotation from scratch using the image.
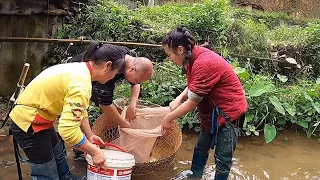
[0,37,162,48]
[0,37,291,64]
[229,53,283,62]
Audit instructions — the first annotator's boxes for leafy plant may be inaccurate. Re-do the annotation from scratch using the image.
[239,63,320,142]
[227,19,269,57]
[141,61,186,106]
[87,103,102,126]
[264,124,277,143]
[177,110,200,131]
[41,0,320,141]
[186,0,231,49]
[135,3,192,32]
[114,80,132,99]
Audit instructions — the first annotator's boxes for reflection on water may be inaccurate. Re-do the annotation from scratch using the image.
[0,129,319,180]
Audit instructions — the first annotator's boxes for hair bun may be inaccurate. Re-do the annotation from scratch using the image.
[177,25,187,33]
[181,27,187,32]
[96,42,104,49]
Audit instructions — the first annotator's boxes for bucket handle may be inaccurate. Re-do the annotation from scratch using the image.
[83,141,127,160]
[93,141,127,152]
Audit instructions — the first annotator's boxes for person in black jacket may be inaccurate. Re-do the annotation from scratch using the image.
[69,43,153,126]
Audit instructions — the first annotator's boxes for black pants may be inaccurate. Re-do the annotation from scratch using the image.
[10,121,60,164]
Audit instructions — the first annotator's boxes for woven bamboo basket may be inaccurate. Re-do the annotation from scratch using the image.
[92,105,182,175]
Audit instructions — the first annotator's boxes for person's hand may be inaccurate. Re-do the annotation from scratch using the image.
[119,119,131,128]
[88,135,104,145]
[91,148,108,171]
[169,98,182,111]
[126,103,136,121]
[161,115,173,136]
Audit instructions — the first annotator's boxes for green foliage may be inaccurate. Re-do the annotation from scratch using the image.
[114,80,132,100]
[264,124,277,143]
[304,23,320,77]
[232,9,320,28]
[137,60,320,140]
[177,110,200,131]
[44,0,165,67]
[141,61,186,106]
[44,0,320,77]
[240,64,320,141]
[267,23,320,76]
[57,0,145,42]
[87,103,102,126]
[268,25,312,47]
[186,0,231,48]
[136,0,231,51]
[135,3,192,32]
[42,0,320,140]
[227,19,269,57]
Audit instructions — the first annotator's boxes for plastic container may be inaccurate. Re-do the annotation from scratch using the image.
[85,145,135,180]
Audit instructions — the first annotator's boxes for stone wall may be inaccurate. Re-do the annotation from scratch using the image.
[0,0,66,97]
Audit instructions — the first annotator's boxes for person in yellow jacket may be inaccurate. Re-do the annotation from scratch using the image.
[9,43,131,180]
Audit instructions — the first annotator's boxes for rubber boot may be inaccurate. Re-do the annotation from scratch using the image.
[187,147,209,178]
[214,173,229,180]
[28,158,59,180]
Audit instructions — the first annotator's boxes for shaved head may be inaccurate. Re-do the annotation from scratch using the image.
[134,57,154,81]
[124,55,154,84]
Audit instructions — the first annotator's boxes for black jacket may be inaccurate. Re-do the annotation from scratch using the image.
[69,48,136,106]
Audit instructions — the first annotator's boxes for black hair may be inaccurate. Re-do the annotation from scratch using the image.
[199,42,213,51]
[83,42,128,72]
[162,25,196,66]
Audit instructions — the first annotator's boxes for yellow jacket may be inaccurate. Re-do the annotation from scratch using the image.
[10,62,92,146]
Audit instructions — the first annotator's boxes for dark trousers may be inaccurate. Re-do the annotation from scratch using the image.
[10,121,60,164]
[191,122,241,179]
[10,121,70,180]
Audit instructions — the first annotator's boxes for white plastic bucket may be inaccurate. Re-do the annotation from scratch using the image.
[85,149,135,180]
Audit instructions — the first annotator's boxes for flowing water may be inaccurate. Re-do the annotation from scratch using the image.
[0,129,319,180]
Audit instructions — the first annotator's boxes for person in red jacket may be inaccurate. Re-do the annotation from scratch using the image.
[161,26,247,180]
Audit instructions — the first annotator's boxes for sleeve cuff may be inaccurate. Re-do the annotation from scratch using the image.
[74,134,87,147]
[129,82,140,86]
[188,90,203,103]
